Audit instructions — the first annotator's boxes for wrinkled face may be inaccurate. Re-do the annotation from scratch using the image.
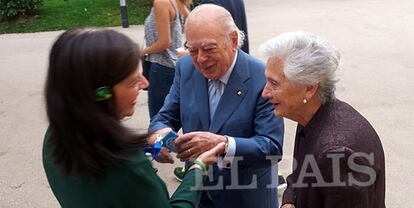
[113,68,149,119]
[262,57,306,120]
[185,23,238,80]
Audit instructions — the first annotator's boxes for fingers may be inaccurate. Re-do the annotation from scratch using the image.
[174,132,199,160]
[208,142,226,156]
[174,131,198,145]
[155,148,174,164]
[175,139,194,154]
[176,145,200,161]
[198,142,226,166]
[174,132,223,162]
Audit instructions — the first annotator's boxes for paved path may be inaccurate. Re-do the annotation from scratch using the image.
[1,0,413,207]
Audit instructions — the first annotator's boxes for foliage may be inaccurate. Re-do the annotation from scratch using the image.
[0,0,150,34]
[0,0,43,21]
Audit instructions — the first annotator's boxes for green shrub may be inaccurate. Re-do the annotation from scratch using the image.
[0,0,43,21]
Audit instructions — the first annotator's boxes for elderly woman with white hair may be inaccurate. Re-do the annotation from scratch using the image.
[261,31,385,208]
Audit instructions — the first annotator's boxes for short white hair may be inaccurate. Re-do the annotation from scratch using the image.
[222,12,245,48]
[190,4,245,48]
[260,31,340,104]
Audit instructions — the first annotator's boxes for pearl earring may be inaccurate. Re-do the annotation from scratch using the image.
[303,99,308,104]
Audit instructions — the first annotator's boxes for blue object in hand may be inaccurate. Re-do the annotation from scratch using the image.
[161,131,179,152]
[143,141,162,160]
[143,131,179,160]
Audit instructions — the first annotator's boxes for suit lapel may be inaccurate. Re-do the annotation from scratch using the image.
[209,50,250,133]
[193,69,210,130]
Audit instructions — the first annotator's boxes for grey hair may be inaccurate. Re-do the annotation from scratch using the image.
[191,4,245,48]
[260,31,340,104]
[223,14,245,48]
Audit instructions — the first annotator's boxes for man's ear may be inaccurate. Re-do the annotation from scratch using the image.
[304,83,319,100]
[230,31,238,50]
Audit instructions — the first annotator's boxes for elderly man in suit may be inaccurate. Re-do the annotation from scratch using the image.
[148,4,284,208]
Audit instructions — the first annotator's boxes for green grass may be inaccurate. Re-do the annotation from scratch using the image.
[0,0,151,34]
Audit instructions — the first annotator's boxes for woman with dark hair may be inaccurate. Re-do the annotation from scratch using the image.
[43,28,224,208]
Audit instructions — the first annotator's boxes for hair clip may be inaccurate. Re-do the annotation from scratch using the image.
[95,86,112,101]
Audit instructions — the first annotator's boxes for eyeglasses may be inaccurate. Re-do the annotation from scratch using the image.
[184,40,225,56]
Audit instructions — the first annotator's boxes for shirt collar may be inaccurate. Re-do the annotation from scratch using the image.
[214,50,238,85]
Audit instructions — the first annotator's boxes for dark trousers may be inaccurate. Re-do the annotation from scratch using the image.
[147,62,175,119]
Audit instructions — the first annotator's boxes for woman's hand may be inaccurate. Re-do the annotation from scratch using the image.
[147,128,172,145]
[195,142,226,167]
[176,48,189,58]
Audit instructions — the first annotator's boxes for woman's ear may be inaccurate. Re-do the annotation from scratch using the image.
[304,83,319,100]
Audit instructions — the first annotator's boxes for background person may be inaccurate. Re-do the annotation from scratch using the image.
[43,28,224,208]
[261,31,385,208]
[148,5,284,208]
[143,0,191,119]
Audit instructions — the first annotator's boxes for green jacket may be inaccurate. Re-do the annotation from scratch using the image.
[42,132,204,208]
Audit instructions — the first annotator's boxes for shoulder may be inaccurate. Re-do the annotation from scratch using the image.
[153,0,171,5]
[311,100,382,154]
[176,55,193,66]
[176,55,196,75]
[328,100,378,138]
[236,51,266,83]
[153,0,172,10]
[239,50,265,68]
[239,51,266,77]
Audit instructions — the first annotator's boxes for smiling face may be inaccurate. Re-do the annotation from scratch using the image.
[262,57,307,121]
[113,68,149,119]
[185,16,238,80]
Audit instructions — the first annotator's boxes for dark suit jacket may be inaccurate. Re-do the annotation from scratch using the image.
[43,131,205,208]
[282,99,386,208]
[149,50,284,208]
[200,0,249,53]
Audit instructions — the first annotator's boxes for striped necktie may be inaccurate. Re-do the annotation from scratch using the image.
[208,80,223,120]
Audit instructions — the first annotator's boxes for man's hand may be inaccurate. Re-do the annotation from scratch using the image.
[175,131,227,161]
[281,204,295,208]
[155,147,174,164]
